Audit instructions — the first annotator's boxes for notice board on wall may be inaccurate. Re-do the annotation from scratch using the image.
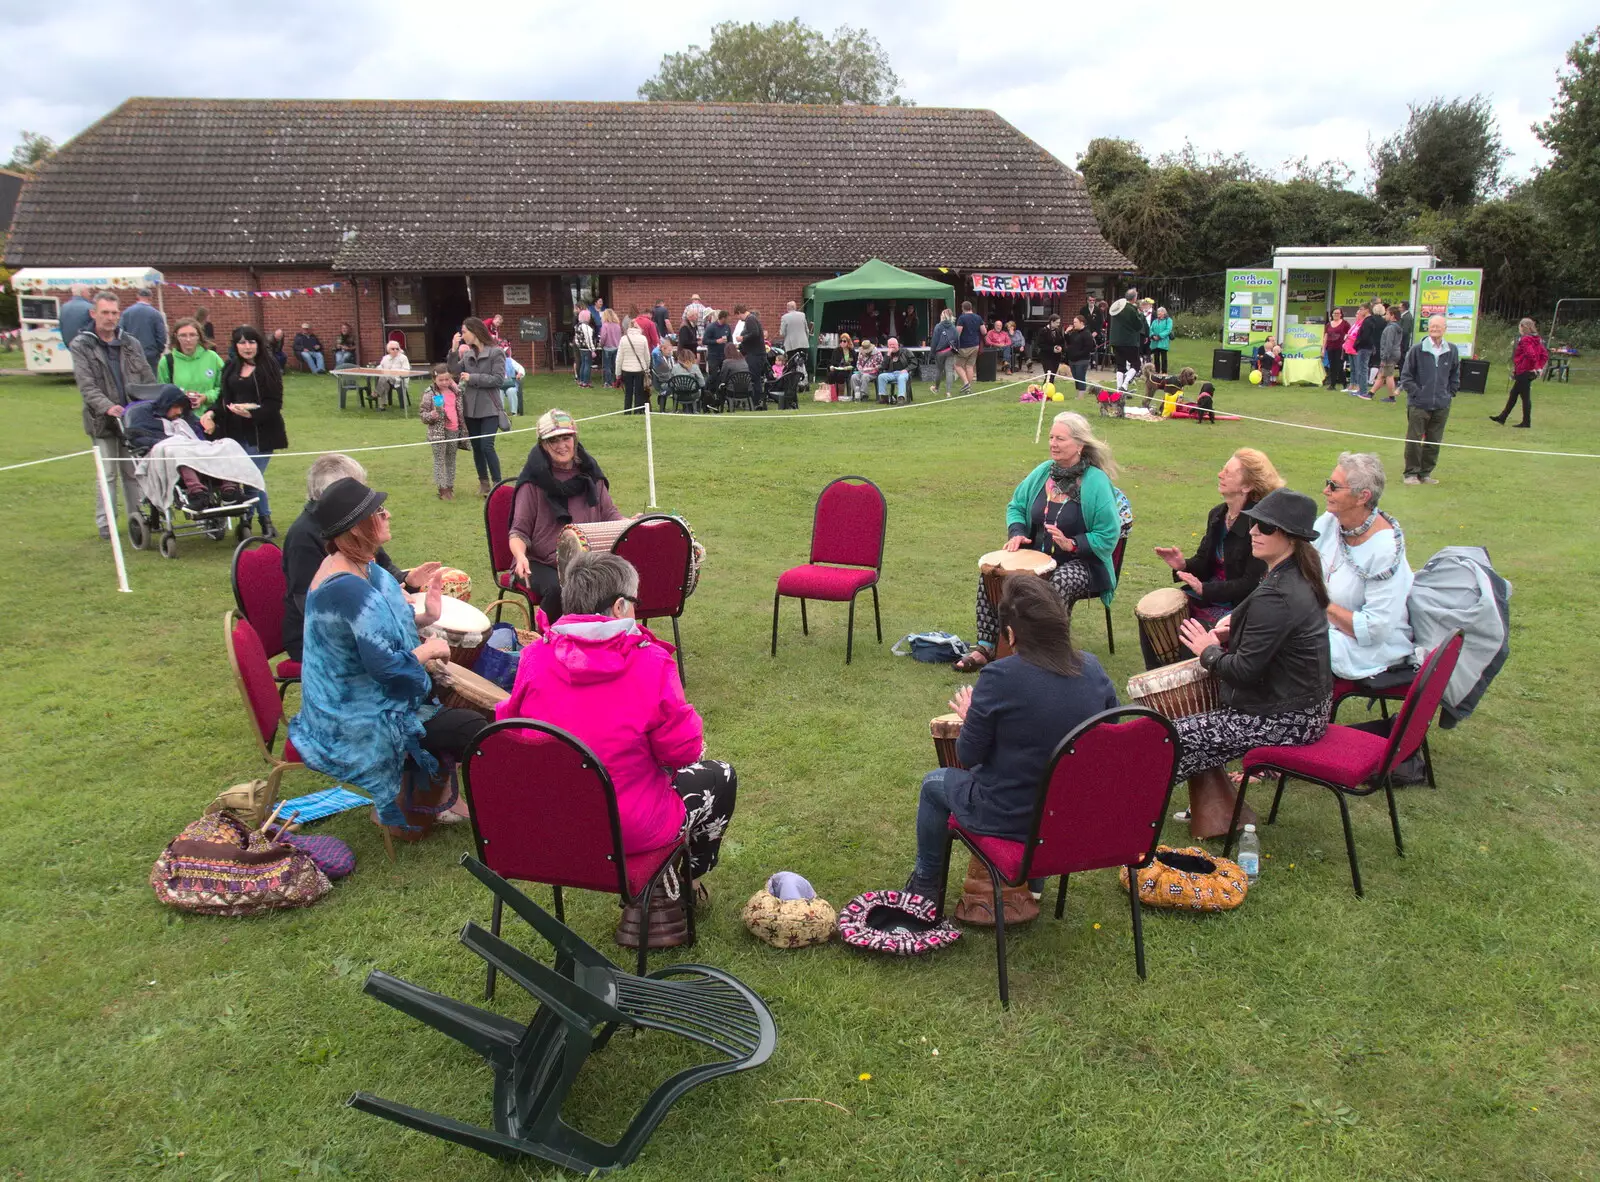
[1223,268,1282,354]
[1417,269,1482,355]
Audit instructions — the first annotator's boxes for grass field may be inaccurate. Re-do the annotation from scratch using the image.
[3,341,1598,1181]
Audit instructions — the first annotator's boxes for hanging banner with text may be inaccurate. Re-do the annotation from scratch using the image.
[1331,269,1411,312]
[1283,269,1330,359]
[1224,268,1282,354]
[1417,268,1482,356]
[970,273,1072,295]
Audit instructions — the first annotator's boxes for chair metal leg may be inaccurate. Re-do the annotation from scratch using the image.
[845,596,855,664]
[770,594,780,657]
[681,850,697,948]
[553,884,564,924]
[933,833,956,920]
[485,895,503,1001]
[634,882,653,977]
[1267,773,1288,823]
[1054,874,1069,919]
[991,875,1010,1008]
[799,599,808,636]
[1222,772,1252,857]
[871,584,882,645]
[1333,790,1364,896]
[671,617,685,687]
[1422,737,1437,788]
[1104,603,1115,655]
[1128,865,1147,980]
[1384,778,1405,856]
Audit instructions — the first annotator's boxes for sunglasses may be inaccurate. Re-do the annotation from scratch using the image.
[1323,478,1347,492]
[1252,521,1279,536]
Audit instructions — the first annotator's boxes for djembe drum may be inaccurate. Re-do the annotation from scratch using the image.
[1126,657,1236,839]
[1134,586,1190,668]
[977,548,1057,658]
[420,597,492,669]
[929,713,1039,927]
[432,660,509,723]
[555,520,631,580]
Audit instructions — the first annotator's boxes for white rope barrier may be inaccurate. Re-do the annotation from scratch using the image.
[0,448,94,473]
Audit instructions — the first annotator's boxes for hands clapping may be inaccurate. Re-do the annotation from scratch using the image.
[1153,545,1185,571]
[949,684,973,721]
[1178,617,1221,658]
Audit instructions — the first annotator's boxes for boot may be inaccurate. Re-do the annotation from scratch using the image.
[954,853,1039,926]
[437,486,446,499]
[257,515,277,540]
[478,478,491,498]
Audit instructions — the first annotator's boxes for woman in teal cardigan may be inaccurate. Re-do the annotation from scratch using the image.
[955,411,1123,671]
[1149,306,1174,373]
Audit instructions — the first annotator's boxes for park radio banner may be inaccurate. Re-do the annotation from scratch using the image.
[1224,269,1282,354]
[1417,269,1482,356]
[1282,270,1330,359]
[1332,269,1411,313]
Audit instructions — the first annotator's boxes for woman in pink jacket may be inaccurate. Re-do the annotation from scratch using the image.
[1491,317,1548,429]
[495,551,736,908]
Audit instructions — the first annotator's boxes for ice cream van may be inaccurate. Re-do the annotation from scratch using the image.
[12,267,164,373]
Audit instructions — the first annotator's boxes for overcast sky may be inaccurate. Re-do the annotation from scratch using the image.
[5,2,1592,187]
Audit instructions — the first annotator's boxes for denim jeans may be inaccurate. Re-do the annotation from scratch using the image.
[463,415,501,482]
[913,769,955,882]
[602,347,617,385]
[1001,346,1013,368]
[577,351,593,384]
[299,350,325,374]
[1070,360,1090,392]
[334,349,355,368]
[933,352,955,394]
[240,443,272,519]
[876,370,909,399]
[1355,349,1373,395]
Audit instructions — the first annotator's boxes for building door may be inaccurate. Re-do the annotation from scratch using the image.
[426,277,472,363]
[382,277,428,361]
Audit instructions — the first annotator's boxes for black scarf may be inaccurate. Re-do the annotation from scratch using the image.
[514,441,608,524]
[1048,458,1090,501]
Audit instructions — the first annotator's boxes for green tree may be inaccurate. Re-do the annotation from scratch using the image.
[1196,181,1283,270]
[1075,138,1149,206]
[638,20,907,105]
[1532,26,1600,283]
[1370,96,1508,212]
[5,130,54,173]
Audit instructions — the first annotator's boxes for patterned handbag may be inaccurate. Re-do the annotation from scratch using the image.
[150,811,331,916]
[1120,846,1248,912]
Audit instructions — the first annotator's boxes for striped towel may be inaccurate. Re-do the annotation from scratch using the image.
[272,786,372,825]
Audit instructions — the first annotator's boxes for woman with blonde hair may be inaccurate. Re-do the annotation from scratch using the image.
[1146,447,1283,669]
[954,412,1123,671]
[1491,317,1548,429]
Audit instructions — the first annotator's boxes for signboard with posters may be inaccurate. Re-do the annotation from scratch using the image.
[1282,269,1330,359]
[970,273,1072,295]
[1416,268,1482,355]
[1223,268,1282,354]
[1332,269,1411,313]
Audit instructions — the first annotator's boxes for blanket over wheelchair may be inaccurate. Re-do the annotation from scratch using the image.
[135,425,265,508]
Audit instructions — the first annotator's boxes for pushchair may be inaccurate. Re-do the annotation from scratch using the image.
[120,386,263,558]
[767,346,809,409]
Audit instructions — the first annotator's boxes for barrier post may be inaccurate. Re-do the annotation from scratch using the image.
[1034,391,1049,444]
[93,445,132,593]
[643,403,658,509]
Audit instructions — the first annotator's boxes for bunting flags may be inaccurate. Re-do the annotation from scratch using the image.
[164,281,346,299]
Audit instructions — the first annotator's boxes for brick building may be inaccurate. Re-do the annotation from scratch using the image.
[4,98,1131,371]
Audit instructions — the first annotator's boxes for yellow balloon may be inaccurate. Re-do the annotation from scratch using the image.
[1042,381,1056,397]
[1051,391,1065,401]
[1248,369,1262,385]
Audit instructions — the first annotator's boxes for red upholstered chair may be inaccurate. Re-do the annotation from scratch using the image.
[771,476,887,664]
[1102,532,1129,655]
[613,514,694,685]
[1224,632,1465,897]
[484,479,540,624]
[223,610,308,811]
[461,718,692,991]
[1330,673,1437,789]
[937,706,1181,1007]
[230,537,299,699]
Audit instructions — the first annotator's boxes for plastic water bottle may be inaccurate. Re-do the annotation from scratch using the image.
[1237,824,1261,883]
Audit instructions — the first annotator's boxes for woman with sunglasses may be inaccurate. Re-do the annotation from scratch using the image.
[1312,452,1414,680]
[288,478,483,842]
[1172,488,1333,839]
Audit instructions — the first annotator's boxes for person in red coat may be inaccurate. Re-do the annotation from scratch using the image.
[1491,318,1548,429]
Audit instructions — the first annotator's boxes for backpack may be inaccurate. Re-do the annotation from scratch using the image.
[891,631,971,663]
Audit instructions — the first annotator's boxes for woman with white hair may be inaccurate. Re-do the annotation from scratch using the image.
[1313,452,1414,680]
[954,412,1123,671]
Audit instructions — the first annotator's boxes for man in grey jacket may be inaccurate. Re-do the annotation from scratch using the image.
[71,291,157,537]
[1398,315,1459,485]
[119,287,168,371]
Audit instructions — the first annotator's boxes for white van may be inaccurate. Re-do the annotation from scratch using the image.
[12,267,164,373]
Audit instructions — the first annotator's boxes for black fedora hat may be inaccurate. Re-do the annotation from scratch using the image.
[1242,487,1319,541]
[311,477,387,539]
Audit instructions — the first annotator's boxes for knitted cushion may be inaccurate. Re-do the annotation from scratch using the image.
[836,889,962,956]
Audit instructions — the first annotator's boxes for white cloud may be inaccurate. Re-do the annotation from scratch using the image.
[4,0,1592,188]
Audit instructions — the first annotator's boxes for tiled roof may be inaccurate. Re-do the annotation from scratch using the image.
[5,99,1133,274]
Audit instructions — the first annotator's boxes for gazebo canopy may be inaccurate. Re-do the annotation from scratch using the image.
[803,259,956,365]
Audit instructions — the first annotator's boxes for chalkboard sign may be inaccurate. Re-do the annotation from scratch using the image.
[519,316,549,343]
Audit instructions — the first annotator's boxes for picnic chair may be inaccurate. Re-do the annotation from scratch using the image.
[484,479,540,625]
[664,372,703,413]
[230,537,299,699]
[613,515,695,685]
[722,369,757,412]
[936,706,1181,1007]
[347,856,775,1173]
[1225,632,1465,896]
[462,719,692,987]
[772,477,886,665]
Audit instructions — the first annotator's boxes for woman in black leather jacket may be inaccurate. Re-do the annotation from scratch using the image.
[1170,488,1333,837]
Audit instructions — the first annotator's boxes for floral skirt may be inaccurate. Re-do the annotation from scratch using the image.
[1173,697,1331,781]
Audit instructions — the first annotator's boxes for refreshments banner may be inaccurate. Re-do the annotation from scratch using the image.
[1224,268,1281,354]
[1417,269,1482,355]
[970,273,1072,294]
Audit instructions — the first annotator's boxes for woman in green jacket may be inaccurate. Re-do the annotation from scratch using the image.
[158,318,225,410]
[954,411,1124,672]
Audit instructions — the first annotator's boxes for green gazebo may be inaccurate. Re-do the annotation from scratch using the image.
[804,259,957,372]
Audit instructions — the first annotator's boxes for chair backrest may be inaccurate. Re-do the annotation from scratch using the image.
[1111,533,1129,579]
[1021,707,1181,880]
[484,479,517,577]
[667,373,701,394]
[386,330,406,348]
[461,719,634,896]
[613,515,693,621]
[231,538,288,658]
[1379,631,1464,775]
[808,476,887,570]
[222,610,285,757]
[725,370,753,395]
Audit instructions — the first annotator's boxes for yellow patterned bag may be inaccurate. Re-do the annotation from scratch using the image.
[1120,846,1249,912]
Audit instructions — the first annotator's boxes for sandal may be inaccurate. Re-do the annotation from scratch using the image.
[953,647,992,673]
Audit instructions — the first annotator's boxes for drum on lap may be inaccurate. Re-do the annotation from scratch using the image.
[557,516,707,598]
[1134,586,1191,668]
[418,596,492,669]
[978,548,1057,657]
[1126,657,1220,719]
[431,660,508,723]
[930,713,965,769]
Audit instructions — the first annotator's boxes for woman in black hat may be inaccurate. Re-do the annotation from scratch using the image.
[1170,488,1334,839]
[287,478,484,841]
